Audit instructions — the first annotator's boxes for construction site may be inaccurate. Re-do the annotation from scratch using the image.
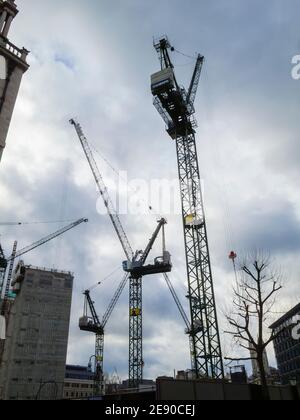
[0,0,299,402]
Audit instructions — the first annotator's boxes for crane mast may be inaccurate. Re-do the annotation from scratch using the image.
[80,288,104,396]
[151,37,224,379]
[3,241,17,300]
[80,274,129,396]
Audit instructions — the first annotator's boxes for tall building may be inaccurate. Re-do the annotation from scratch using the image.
[0,262,73,400]
[270,303,300,385]
[0,0,29,162]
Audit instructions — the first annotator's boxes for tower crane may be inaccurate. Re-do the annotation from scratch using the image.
[79,221,180,396]
[70,119,189,387]
[122,217,172,279]
[151,37,224,379]
[79,275,128,396]
[0,218,88,304]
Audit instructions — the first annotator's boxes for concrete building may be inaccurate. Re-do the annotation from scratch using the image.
[0,292,14,365]
[270,303,300,385]
[176,370,196,381]
[0,0,29,162]
[0,262,73,400]
[64,365,95,400]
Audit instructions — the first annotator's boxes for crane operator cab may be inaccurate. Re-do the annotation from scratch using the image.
[79,316,103,335]
[122,218,172,279]
[123,251,172,279]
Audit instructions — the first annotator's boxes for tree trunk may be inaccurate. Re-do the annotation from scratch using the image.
[257,354,270,400]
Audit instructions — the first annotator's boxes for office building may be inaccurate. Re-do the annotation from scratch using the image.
[270,303,300,385]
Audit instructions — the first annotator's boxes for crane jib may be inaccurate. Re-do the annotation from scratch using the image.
[70,119,134,261]
[6,218,88,262]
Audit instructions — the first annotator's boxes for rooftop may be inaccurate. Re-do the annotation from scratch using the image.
[65,365,94,381]
[24,264,73,277]
[0,38,29,62]
[270,302,300,329]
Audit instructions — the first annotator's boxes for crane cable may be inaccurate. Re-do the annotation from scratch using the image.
[84,266,122,293]
[89,143,161,218]
[173,48,198,61]
[99,266,122,286]
[194,64,239,280]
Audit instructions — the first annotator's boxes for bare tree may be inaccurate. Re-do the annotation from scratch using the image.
[225,252,283,400]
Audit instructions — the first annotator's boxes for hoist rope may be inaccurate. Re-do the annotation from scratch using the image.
[90,143,161,218]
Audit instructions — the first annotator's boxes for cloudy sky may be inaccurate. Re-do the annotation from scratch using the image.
[0,0,300,379]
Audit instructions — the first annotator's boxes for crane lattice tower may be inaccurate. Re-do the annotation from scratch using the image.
[151,37,224,379]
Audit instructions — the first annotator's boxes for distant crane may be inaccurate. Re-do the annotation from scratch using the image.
[79,276,128,396]
[70,119,190,387]
[151,37,224,379]
[0,218,88,304]
[0,217,88,365]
